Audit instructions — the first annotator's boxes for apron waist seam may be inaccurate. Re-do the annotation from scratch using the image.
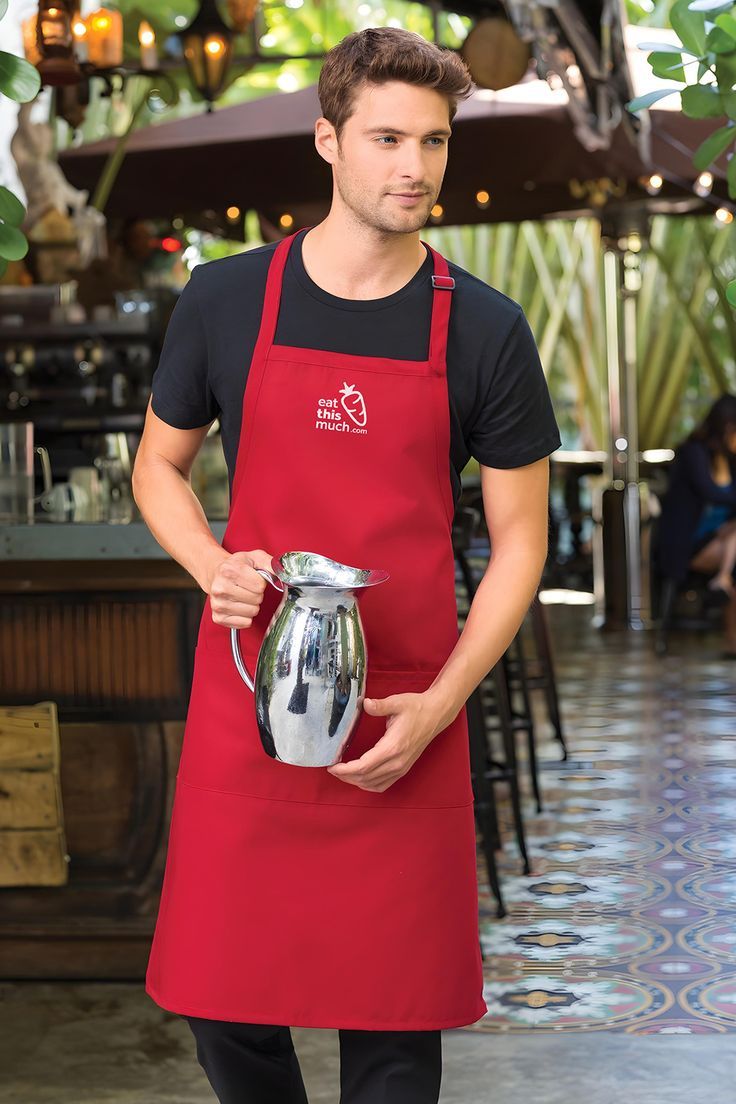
[176,774,475,811]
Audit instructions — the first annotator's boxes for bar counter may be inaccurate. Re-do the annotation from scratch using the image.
[1,518,227,560]
[0,511,227,980]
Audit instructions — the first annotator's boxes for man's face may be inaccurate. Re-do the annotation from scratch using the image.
[322,81,451,234]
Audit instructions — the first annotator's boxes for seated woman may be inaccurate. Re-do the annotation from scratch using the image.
[658,394,736,656]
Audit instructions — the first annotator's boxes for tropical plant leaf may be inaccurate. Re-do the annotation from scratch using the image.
[728,148,736,197]
[681,83,727,116]
[650,51,687,80]
[0,50,41,102]
[0,186,26,227]
[673,0,708,55]
[727,278,736,307]
[715,12,736,41]
[707,25,736,52]
[626,87,682,112]
[692,121,736,169]
[688,0,733,10]
[637,41,699,55]
[0,222,29,262]
[715,51,736,87]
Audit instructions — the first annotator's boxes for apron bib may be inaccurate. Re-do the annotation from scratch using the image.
[145,232,487,1030]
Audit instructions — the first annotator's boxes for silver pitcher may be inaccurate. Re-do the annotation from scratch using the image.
[230,551,389,767]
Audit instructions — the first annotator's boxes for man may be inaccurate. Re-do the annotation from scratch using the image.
[133,25,561,1104]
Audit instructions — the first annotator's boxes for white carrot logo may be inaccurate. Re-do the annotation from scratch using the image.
[339,382,367,427]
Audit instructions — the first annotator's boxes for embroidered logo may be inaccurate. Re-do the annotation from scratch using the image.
[339,382,367,427]
[315,382,368,435]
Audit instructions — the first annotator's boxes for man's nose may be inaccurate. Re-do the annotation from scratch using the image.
[398,142,426,183]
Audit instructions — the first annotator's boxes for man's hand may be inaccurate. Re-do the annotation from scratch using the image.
[208,549,275,629]
[327,692,447,792]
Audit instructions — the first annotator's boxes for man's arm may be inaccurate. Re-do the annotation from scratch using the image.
[132,399,272,625]
[424,456,550,727]
[327,456,550,791]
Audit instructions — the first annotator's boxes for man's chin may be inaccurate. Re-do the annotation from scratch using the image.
[369,207,434,235]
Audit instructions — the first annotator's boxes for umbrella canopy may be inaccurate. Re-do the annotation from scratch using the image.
[58,24,731,228]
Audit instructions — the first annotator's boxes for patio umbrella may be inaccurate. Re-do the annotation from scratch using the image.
[58,24,730,228]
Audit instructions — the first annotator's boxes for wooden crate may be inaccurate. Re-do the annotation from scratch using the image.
[0,702,69,886]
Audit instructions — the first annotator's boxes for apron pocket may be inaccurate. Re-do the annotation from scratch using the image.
[336,667,474,808]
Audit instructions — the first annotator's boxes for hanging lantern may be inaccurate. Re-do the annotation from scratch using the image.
[35,0,81,86]
[177,0,234,110]
[138,21,159,71]
[22,15,42,66]
[227,0,259,33]
[461,17,531,91]
[85,7,124,69]
[71,11,89,62]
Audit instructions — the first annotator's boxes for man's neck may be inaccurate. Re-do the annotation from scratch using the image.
[300,211,428,301]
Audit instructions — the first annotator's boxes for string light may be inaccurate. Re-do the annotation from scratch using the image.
[694,171,714,197]
[642,173,663,195]
[279,213,294,229]
[475,189,491,209]
[430,203,444,222]
[715,207,733,224]
[226,206,240,220]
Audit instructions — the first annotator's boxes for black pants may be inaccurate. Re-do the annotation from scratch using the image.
[185,1016,442,1104]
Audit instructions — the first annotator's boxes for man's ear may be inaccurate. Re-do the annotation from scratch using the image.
[315,116,339,165]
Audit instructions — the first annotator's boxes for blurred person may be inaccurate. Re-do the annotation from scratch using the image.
[658,394,736,655]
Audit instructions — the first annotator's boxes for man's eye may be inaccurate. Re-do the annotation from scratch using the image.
[376,136,397,144]
[426,137,445,146]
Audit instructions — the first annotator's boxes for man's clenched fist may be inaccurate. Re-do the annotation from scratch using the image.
[207,548,275,629]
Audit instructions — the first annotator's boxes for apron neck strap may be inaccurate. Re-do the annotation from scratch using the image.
[252,230,296,357]
[256,230,453,371]
[424,243,453,372]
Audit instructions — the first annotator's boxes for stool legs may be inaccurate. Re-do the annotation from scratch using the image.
[467,685,506,919]
[530,596,568,761]
[488,661,531,876]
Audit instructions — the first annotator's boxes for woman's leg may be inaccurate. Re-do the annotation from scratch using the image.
[338,1029,442,1104]
[690,524,736,596]
[185,1016,309,1104]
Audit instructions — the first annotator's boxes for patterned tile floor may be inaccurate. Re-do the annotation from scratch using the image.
[469,598,736,1036]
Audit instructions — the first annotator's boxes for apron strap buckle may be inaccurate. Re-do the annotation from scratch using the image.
[431,275,455,290]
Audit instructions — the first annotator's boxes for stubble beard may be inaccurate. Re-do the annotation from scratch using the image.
[334,168,437,237]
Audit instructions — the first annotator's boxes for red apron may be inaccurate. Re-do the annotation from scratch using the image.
[145,231,487,1030]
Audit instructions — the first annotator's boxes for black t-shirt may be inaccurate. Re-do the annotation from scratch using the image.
[151,229,562,506]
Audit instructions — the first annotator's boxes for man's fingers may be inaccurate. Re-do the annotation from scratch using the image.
[329,735,401,779]
[215,615,261,629]
[212,600,261,620]
[250,548,276,573]
[363,694,402,716]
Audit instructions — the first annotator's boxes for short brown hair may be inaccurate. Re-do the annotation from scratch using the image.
[318,27,472,138]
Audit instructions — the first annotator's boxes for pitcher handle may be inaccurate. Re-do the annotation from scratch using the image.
[32,447,53,502]
[230,568,285,692]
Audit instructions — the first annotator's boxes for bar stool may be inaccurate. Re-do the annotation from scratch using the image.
[525,595,568,760]
[496,641,544,813]
[467,684,506,919]
[453,508,531,881]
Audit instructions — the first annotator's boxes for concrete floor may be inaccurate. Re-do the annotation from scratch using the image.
[0,981,734,1104]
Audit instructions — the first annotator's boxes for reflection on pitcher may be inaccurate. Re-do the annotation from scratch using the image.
[230,550,389,767]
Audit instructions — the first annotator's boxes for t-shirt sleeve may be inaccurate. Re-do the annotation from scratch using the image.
[468,308,562,468]
[150,265,219,429]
